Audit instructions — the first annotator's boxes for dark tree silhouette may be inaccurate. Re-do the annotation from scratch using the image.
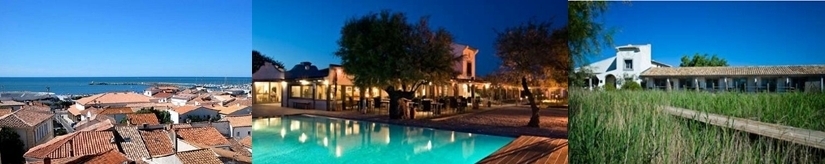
[335,10,457,119]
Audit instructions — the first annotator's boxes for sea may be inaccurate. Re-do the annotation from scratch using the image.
[0,77,250,95]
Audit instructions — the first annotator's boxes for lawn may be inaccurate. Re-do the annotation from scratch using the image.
[569,89,825,163]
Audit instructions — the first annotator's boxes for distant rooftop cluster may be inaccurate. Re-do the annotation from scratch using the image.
[0,84,253,164]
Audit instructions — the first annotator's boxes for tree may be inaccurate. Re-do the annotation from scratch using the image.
[335,10,456,119]
[137,107,172,124]
[569,1,616,86]
[494,21,568,127]
[679,53,729,67]
[0,127,25,164]
[253,50,285,73]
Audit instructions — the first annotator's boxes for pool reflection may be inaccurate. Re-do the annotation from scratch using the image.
[252,115,513,163]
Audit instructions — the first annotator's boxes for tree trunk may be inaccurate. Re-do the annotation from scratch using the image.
[523,77,540,127]
[358,87,367,113]
[386,86,414,119]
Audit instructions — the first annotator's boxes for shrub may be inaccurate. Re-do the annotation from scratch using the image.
[621,81,643,91]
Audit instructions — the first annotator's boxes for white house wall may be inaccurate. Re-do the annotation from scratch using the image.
[232,126,251,139]
[582,44,654,89]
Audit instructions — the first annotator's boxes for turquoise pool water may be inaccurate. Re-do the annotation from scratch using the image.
[252,115,514,164]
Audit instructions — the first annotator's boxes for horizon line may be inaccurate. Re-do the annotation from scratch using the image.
[0,76,253,78]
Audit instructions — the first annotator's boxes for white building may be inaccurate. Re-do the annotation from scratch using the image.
[578,44,671,89]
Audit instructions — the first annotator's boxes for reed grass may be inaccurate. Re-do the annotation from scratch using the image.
[569,89,825,163]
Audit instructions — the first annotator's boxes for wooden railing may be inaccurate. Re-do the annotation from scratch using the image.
[661,106,825,150]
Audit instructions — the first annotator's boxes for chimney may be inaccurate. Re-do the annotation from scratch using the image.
[171,129,178,152]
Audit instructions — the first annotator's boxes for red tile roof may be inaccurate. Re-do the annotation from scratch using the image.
[114,126,151,161]
[80,148,131,164]
[76,92,153,106]
[0,105,54,128]
[126,113,160,125]
[152,92,174,99]
[97,107,135,115]
[175,127,230,147]
[67,105,83,116]
[175,149,222,164]
[222,115,251,128]
[641,65,825,77]
[24,131,118,159]
[139,129,176,157]
[239,136,251,148]
[0,108,11,117]
[210,105,250,115]
[225,98,252,107]
[173,106,216,115]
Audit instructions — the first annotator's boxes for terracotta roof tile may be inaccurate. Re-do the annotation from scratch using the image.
[98,107,135,115]
[176,149,222,164]
[75,120,114,132]
[229,138,252,157]
[641,65,825,77]
[152,92,174,99]
[225,98,252,107]
[172,94,198,100]
[126,113,160,125]
[239,136,251,148]
[67,105,82,116]
[0,108,11,117]
[173,106,216,115]
[76,92,153,106]
[114,126,151,161]
[221,115,251,128]
[24,131,117,159]
[172,123,193,129]
[139,129,175,157]
[0,105,53,128]
[79,148,131,164]
[210,105,250,115]
[175,127,230,147]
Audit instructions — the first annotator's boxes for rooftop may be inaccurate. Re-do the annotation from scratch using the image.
[24,131,118,159]
[114,126,152,161]
[175,149,223,164]
[175,127,230,147]
[0,105,54,128]
[98,107,135,115]
[641,65,825,77]
[221,115,251,128]
[173,106,216,115]
[210,105,249,115]
[126,113,161,125]
[139,129,176,157]
[76,92,153,106]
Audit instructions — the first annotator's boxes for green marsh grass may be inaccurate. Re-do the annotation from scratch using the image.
[570,89,825,163]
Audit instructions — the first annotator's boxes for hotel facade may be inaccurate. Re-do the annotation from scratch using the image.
[579,44,825,92]
[252,43,526,110]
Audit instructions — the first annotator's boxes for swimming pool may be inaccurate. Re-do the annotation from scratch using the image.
[252,115,514,164]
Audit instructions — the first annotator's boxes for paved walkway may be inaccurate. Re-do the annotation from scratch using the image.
[478,136,568,164]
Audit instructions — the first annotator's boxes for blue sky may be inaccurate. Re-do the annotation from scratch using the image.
[587,1,825,66]
[253,0,567,76]
[0,1,251,77]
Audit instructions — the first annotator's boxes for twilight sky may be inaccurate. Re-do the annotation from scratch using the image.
[253,0,567,76]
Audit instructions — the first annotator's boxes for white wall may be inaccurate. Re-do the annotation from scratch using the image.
[582,44,654,89]
[179,108,218,123]
[232,126,251,139]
